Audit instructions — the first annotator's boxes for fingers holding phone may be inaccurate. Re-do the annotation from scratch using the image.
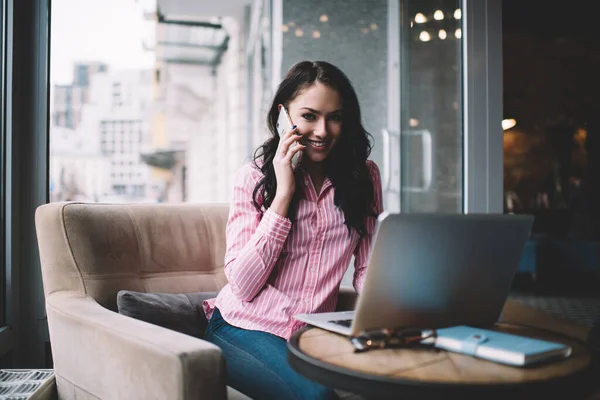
[276,105,304,167]
[274,125,305,197]
[273,105,306,202]
[280,128,304,160]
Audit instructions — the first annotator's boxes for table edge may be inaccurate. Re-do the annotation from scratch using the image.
[287,326,593,395]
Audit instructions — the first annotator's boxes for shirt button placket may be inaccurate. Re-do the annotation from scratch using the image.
[306,200,322,301]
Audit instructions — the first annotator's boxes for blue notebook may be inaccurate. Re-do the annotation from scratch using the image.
[426,326,572,366]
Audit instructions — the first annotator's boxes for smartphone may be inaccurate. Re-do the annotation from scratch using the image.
[276,106,302,169]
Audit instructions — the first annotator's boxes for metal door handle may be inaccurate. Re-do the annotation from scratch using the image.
[383,129,433,194]
[382,128,392,192]
[403,129,432,193]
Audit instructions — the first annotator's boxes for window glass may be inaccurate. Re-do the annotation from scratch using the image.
[50,0,244,204]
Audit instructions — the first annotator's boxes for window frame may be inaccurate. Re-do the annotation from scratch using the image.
[0,0,15,362]
[0,0,51,366]
[0,0,6,330]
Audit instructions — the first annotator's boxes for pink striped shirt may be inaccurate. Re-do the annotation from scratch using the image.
[203,160,383,340]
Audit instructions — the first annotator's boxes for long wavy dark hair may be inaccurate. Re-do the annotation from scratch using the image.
[252,61,376,237]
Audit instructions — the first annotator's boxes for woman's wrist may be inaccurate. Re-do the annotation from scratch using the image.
[271,194,292,217]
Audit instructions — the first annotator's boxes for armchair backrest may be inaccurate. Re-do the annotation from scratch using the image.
[35,202,230,310]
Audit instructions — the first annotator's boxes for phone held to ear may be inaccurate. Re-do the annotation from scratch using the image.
[276,106,302,169]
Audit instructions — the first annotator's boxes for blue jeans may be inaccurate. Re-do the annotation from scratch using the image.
[205,308,338,400]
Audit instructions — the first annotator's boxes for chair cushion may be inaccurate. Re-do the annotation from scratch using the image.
[117,290,218,338]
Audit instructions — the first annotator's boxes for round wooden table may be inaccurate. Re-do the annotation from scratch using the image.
[287,322,593,399]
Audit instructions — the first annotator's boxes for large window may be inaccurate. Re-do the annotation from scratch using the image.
[49,0,245,205]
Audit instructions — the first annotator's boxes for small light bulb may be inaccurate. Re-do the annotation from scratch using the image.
[419,31,431,42]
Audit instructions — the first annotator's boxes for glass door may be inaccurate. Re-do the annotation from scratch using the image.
[276,0,502,215]
[384,0,502,214]
[384,0,463,213]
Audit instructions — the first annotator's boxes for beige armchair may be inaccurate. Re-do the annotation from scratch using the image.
[35,201,358,400]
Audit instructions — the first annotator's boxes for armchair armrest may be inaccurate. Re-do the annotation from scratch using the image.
[336,286,358,311]
[46,292,226,400]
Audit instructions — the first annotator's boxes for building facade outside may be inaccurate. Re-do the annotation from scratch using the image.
[139,13,248,204]
[50,68,156,202]
[89,69,156,201]
[49,126,111,202]
[51,62,108,129]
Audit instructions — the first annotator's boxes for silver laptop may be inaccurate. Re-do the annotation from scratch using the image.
[294,212,534,337]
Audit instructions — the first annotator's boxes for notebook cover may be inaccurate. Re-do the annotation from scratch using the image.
[431,325,572,366]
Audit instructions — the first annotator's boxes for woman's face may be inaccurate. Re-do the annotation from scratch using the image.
[287,82,342,165]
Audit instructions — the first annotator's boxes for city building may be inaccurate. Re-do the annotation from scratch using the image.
[85,69,156,201]
[51,68,156,202]
[49,126,111,202]
[141,14,246,203]
[51,62,108,129]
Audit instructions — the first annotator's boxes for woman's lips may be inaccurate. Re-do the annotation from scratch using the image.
[305,139,329,150]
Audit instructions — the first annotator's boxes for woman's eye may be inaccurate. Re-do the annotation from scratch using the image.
[302,113,316,121]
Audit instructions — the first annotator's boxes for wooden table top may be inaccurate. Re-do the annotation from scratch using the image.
[287,300,594,397]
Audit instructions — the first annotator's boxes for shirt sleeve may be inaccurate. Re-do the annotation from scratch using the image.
[353,160,384,294]
[223,164,292,302]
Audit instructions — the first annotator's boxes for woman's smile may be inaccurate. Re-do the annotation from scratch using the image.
[305,138,329,151]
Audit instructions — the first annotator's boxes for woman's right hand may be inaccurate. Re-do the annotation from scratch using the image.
[271,126,305,216]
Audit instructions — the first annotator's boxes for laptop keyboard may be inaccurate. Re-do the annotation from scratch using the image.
[329,319,353,328]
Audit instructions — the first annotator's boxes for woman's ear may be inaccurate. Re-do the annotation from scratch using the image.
[277,104,283,112]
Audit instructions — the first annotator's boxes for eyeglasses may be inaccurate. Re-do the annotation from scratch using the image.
[350,328,438,353]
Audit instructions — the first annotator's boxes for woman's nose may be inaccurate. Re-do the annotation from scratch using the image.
[313,118,328,137]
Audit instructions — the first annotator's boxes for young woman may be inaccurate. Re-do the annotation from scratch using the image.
[203,61,383,400]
